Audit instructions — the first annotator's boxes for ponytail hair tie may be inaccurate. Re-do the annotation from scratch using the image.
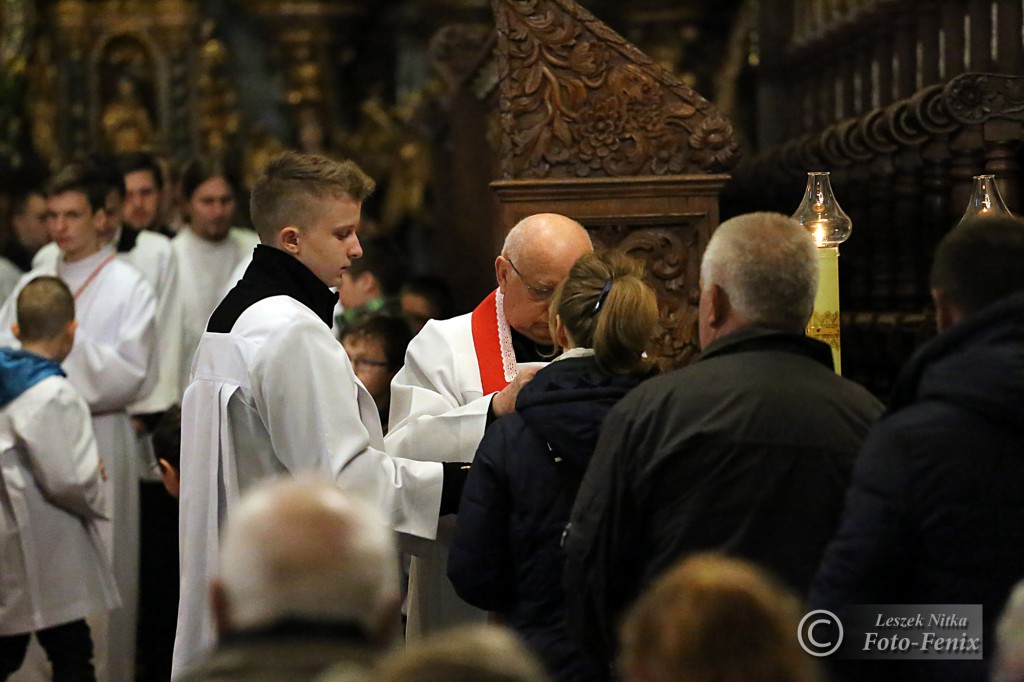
[593,278,613,313]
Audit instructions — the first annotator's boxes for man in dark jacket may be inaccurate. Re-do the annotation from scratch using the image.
[810,216,1024,682]
[563,212,884,663]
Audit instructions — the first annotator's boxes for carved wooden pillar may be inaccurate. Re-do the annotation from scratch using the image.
[943,73,1024,221]
[996,0,1024,75]
[967,0,992,72]
[892,147,923,308]
[837,163,872,310]
[920,138,951,287]
[428,24,502,311]
[867,155,896,309]
[983,123,1022,212]
[916,0,941,88]
[947,127,985,225]
[490,0,739,369]
[939,0,965,79]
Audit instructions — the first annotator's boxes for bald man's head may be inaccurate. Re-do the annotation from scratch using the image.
[213,475,400,644]
[496,213,592,345]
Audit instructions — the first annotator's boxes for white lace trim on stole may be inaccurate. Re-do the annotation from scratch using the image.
[495,289,518,383]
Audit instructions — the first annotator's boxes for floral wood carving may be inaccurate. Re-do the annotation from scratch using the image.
[945,73,1024,125]
[588,219,703,370]
[491,0,740,179]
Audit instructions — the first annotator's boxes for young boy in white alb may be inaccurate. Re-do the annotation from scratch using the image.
[0,276,120,680]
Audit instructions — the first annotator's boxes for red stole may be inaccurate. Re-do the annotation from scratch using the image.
[470,290,510,394]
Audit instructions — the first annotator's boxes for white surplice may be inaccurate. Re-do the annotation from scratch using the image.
[171,227,258,393]
[0,246,157,682]
[0,256,22,305]
[386,293,542,639]
[172,294,443,677]
[0,375,121,637]
[35,229,182,413]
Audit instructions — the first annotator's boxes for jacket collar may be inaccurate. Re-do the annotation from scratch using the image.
[207,244,336,333]
[889,289,1024,410]
[699,326,835,370]
[220,618,373,648]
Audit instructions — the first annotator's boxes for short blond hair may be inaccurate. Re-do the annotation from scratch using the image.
[620,553,822,682]
[249,151,375,243]
[16,276,75,342]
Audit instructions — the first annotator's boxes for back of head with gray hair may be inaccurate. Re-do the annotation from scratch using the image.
[217,474,399,636]
[700,212,819,333]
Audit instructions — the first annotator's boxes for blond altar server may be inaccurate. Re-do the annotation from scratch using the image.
[171,159,258,389]
[386,213,592,638]
[172,152,464,677]
[1,163,157,682]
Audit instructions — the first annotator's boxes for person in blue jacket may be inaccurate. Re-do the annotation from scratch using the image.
[448,250,659,681]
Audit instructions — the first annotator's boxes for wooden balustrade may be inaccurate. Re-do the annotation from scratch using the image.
[728,65,1024,395]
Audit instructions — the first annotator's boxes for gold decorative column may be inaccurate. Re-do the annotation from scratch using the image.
[247,1,366,150]
[792,171,852,374]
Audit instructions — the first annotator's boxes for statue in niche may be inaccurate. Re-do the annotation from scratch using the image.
[102,75,156,153]
[99,35,159,153]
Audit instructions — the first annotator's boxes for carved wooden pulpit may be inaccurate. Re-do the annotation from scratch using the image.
[489,0,740,368]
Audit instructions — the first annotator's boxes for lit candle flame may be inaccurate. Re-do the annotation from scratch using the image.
[811,220,826,247]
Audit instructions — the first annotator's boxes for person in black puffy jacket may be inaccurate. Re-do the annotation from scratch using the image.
[448,251,658,682]
[810,217,1024,682]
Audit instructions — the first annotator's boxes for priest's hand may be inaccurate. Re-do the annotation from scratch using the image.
[491,364,541,417]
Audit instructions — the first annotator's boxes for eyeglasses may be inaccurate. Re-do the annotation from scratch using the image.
[506,258,555,302]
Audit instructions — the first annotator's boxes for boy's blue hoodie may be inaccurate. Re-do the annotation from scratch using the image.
[0,347,65,408]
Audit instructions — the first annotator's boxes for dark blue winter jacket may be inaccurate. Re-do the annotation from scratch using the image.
[811,289,1024,682]
[448,353,645,682]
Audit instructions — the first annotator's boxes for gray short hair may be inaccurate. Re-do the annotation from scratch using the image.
[218,474,399,634]
[700,212,819,332]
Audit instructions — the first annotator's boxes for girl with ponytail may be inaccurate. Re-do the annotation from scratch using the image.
[449,251,658,682]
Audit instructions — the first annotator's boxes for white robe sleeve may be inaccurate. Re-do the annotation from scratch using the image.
[252,316,443,540]
[0,269,38,350]
[11,377,109,520]
[386,319,492,464]
[129,244,184,412]
[64,279,157,413]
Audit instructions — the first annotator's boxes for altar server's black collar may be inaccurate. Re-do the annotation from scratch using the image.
[208,244,336,332]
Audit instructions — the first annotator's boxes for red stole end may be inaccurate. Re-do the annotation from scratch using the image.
[470,290,510,394]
